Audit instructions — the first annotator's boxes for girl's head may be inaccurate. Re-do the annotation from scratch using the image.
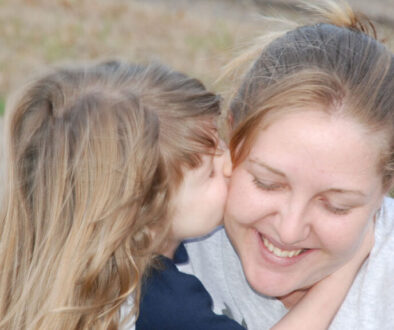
[223,0,394,305]
[167,144,231,254]
[111,61,231,255]
[0,60,222,329]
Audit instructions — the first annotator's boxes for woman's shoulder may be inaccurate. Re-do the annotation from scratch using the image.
[182,226,228,266]
[178,226,229,287]
[382,196,394,211]
[382,195,394,211]
[362,196,394,277]
[184,226,227,248]
[371,197,394,259]
[330,198,394,328]
[375,196,394,235]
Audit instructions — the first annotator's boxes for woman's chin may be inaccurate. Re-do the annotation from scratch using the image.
[245,273,295,298]
[244,268,315,308]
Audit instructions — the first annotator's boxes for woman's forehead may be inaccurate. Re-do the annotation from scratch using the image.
[246,110,383,187]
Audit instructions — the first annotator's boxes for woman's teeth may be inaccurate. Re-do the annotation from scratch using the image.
[262,237,304,258]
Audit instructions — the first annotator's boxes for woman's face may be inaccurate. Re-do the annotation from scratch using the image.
[224,109,386,301]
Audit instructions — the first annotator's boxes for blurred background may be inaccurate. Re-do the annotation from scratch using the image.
[0,0,393,194]
[1,0,393,117]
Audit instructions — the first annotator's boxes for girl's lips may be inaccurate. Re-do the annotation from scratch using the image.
[254,229,313,266]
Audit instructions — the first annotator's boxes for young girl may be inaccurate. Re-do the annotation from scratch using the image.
[0,60,223,329]
[0,60,368,330]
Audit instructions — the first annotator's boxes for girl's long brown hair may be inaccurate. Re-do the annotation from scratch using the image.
[0,60,220,329]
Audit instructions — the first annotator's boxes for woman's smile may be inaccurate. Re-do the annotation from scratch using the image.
[224,109,385,304]
[259,232,307,258]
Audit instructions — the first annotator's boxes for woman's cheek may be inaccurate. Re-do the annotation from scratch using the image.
[226,172,267,226]
[314,211,370,259]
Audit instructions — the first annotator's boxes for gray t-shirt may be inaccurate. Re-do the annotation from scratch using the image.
[179,197,394,330]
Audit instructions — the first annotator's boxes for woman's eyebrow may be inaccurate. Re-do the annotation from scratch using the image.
[249,159,367,197]
[324,188,367,198]
[249,158,286,177]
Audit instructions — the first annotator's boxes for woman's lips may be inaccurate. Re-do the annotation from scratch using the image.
[262,236,304,257]
[255,230,313,266]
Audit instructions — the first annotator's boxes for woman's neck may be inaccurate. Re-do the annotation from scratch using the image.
[278,289,308,309]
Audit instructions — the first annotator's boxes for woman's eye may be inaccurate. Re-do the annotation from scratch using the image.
[325,204,351,215]
[253,178,285,191]
[321,199,351,215]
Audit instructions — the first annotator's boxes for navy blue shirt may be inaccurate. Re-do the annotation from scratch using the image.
[136,243,245,330]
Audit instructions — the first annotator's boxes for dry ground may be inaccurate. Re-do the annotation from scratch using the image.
[0,0,260,103]
[0,0,393,193]
[1,0,393,103]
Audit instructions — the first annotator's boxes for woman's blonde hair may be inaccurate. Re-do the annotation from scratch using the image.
[228,0,394,188]
[0,60,220,329]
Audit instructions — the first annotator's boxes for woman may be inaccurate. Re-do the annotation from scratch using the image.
[180,1,394,329]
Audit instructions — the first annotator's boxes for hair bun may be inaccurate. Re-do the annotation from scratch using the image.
[300,0,377,39]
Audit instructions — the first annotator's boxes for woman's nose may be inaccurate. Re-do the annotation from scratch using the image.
[276,202,311,245]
